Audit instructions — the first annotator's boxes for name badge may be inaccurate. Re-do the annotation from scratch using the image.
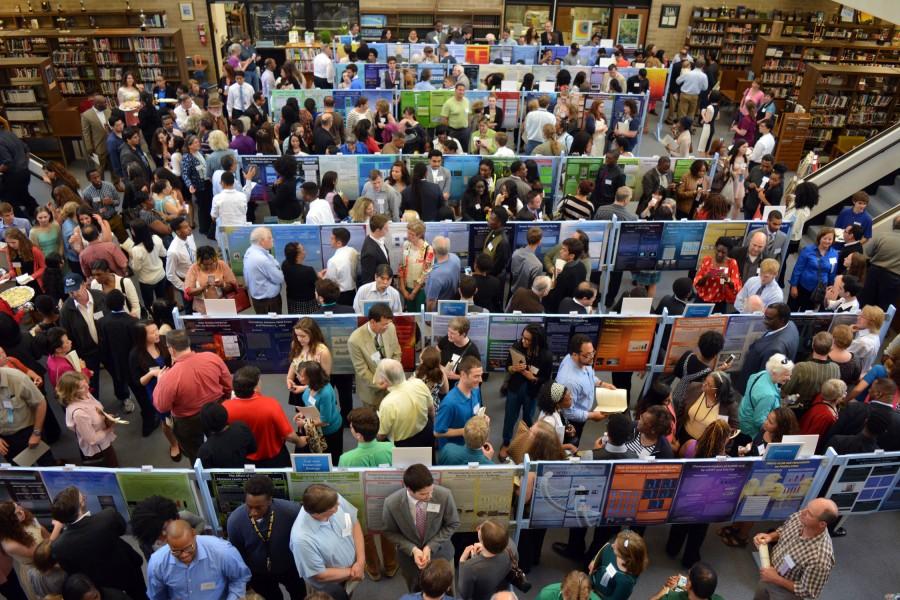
[200,583,217,591]
[828,257,837,267]
[434,175,444,182]
[426,502,441,513]
[487,242,494,251]
[472,403,481,416]
[93,311,104,320]
[529,365,539,375]
[11,262,21,269]
[777,553,795,576]
[600,562,616,587]
[341,513,353,537]
[758,444,767,456]
[370,351,382,363]
[2,401,13,409]
[474,204,481,210]
[604,179,612,185]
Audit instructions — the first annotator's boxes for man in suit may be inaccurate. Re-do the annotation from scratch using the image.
[730,230,771,286]
[734,302,799,393]
[507,275,551,313]
[347,303,402,409]
[60,273,109,397]
[80,95,113,182]
[762,210,788,259]
[590,151,626,210]
[119,126,154,183]
[359,214,391,285]
[383,57,401,89]
[50,487,147,600]
[516,190,549,221]
[636,156,673,217]
[382,464,460,592]
[243,92,268,133]
[540,20,563,45]
[98,290,144,421]
[558,282,597,314]
[823,378,900,452]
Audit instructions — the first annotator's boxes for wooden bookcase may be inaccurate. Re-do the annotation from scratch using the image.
[750,35,900,100]
[0,56,65,161]
[686,15,772,70]
[773,112,811,170]
[794,63,900,154]
[284,43,324,88]
[359,0,503,43]
[0,8,166,30]
[0,27,188,101]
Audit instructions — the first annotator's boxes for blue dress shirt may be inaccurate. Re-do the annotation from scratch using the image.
[424,254,461,302]
[435,385,482,448]
[243,244,285,300]
[556,354,597,424]
[788,244,838,292]
[147,535,251,600]
[0,217,31,240]
[289,496,359,590]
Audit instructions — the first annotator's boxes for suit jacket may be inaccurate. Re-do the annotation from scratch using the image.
[544,261,587,313]
[764,229,788,260]
[381,485,459,560]
[558,297,587,314]
[119,143,154,182]
[244,103,266,131]
[359,236,391,285]
[81,108,111,157]
[515,207,548,221]
[315,304,355,314]
[60,290,109,361]
[506,288,545,313]
[734,322,800,392]
[347,322,401,408]
[637,168,666,215]
[99,311,138,385]
[400,181,445,222]
[540,31,564,45]
[823,400,900,452]
[730,246,771,285]
[51,508,145,594]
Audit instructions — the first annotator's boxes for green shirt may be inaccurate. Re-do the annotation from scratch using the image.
[663,591,724,600]
[536,583,600,600]
[337,439,395,467]
[441,96,470,129]
[437,443,493,466]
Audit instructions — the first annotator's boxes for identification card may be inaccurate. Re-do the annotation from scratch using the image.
[474,204,481,210]
[777,553,795,576]
[200,583,217,591]
[93,311,104,320]
[341,513,353,537]
[487,242,494,251]
[600,562,616,587]
[2,401,12,409]
[426,502,441,513]
[11,262,21,269]
[604,179,612,185]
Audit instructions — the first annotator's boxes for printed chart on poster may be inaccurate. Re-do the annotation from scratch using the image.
[288,471,366,524]
[0,470,52,523]
[732,459,820,522]
[40,469,130,521]
[545,316,601,368]
[440,467,517,531]
[663,316,729,372]
[668,461,753,524]
[530,462,612,528]
[116,471,201,516]
[594,317,657,371]
[485,315,545,371]
[210,472,290,526]
[603,463,683,525]
[825,453,900,514]
[362,470,407,533]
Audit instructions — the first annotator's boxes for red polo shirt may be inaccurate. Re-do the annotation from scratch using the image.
[223,393,293,461]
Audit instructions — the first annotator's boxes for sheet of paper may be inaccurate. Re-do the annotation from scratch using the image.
[205,298,238,316]
[12,441,50,467]
[595,388,627,413]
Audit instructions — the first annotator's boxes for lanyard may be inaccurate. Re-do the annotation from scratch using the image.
[249,510,275,571]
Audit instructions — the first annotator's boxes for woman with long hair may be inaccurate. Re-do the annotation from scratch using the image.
[3,228,45,293]
[116,70,141,106]
[493,179,523,215]
[677,371,737,450]
[348,197,375,225]
[317,170,347,222]
[286,318,333,406]
[180,134,212,238]
[414,346,448,409]
[501,325,554,455]
[129,319,178,453]
[387,160,410,194]
[57,371,118,466]
[533,123,562,156]
[460,175,491,222]
[149,128,172,171]
[58,201,83,274]
[254,127,279,155]
[277,60,302,89]
[354,119,381,155]
[783,181,820,259]
[129,219,169,309]
[41,161,79,196]
[29,206,62,260]
[295,361,343,463]
[400,162,444,221]
[694,192,730,221]
[0,501,59,600]
[588,530,648,599]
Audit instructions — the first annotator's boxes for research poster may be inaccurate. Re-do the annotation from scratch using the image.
[663,316,729,372]
[183,317,246,368]
[513,222,561,262]
[210,472,289,526]
[369,314,419,371]
[288,471,366,524]
[356,155,400,196]
[320,224,367,267]
[697,222,749,265]
[658,222,707,270]
[318,155,360,200]
[116,471,201,516]
[0,470,52,523]
[603,463,683,525]
[184,316,297,373]
[614,222,664,271]
[879,477,900,512]
[467,223,515,269]
[594,317,657,371]
[313,315,359,374]
[732,459,820,522]
[362,470,408,533]
[561,156,642,196]
[407,154,481,201]
[668,461,753,524]
[530,462,611,528]
[486,315,546,371]
[559,221,608,271]
[425,222,473,257]
[431,314,489,369]
[221,224,322,275]
[545,316,602,368]
[825,454,900,514]
[40,470,130,521]
[720,314,768,374]
[441,468,517,531]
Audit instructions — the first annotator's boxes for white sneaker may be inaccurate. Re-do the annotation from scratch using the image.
[123,398,136,413]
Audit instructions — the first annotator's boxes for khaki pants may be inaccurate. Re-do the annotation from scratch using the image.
[678,93,699,122]
[363,532,397,575]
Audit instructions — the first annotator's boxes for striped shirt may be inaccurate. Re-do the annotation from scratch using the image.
[556,195,593,220]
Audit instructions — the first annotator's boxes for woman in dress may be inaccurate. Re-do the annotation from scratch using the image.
[183,245,238,315]
[286,318,333,406]
[397,219,434,311]
[0,502,60,600]
[296,361,343,464]
[693,236,742,313]
[57,371,118,466]
[730,100,757,146]
[697,90,720,155]
[373,99,397,145]
[129,320,179,459]
[116,71,141,107]
[28,207,62,261]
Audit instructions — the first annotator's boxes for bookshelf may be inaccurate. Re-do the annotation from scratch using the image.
[750,36,900,100]
[284,44,324,88]
[686,15,771,70]
[0,56,65,161]
[795,63,900,154]
[0,28,188,101]
[0,8,166,30]
[359,0,503,43]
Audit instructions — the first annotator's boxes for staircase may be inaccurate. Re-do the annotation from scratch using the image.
[805,172,900,244]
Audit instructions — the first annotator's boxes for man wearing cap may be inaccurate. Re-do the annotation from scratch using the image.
[206,97,229,134]
[60,273,109,395]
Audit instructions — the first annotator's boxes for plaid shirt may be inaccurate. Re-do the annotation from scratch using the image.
[772,512,835,599]
[81,182,120,219]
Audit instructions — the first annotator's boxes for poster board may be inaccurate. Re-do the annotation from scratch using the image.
[209,471,290,526]
[732,458,821,522]
[40,469,130,521]
[825,453,900,515]
[594,317,657,371]
[439,467,517,531]
[288,471,366,524]
[486,315,545,371]
[667,460,753,524]
[719,314,768,374]
[116,471,201,516]
[529,462,611,528]
[603,462,683,525]
[0,469,52,523]
[431,313,489,370]
[545,316,602,368]
[663,316,729,372]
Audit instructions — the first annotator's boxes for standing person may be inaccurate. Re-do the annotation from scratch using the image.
[81,95,112,180]
[196,402,257,468]
[293,361,343,464]
[675,60,708,121]
[0,501,58,600]
[321,227,360,307]
[226,71,255,121]
[354,265,403,314]
[751,499,838,600]
[555,334,614,444]
[381,464,460,592]
[544,237,588,314]
[398,220,434,311]
[147,519,250,600]
[49,487,147,600]
[509,227,543,296]
[359,215,392,285]
[129,319,180,453]
[424,237,461,312]
[180,135,213,238]
[457,519,518,600]
[226,475,306,600]
[152,329,233,463]
[282,243,319,314]
[289,484,365,600]
[523,96,557,155]
[481,207,511,281]
[97,290,139,417]
[436,317,481,387]
[693,237,742,314]
[59,274,108,395]
[440,84,471,153]
[347,304,402,409]
[0,131,37,218]
[374,359,434,448]
[164,217,196,309]
[128,220,168,310]
[77,223,128,278]
[734,303,799,393]
[285,317,333,406]
[56,372,118,467]
[312,46,335,89]
[588,530,649,600]
[500,324,553,458]
[426,151,452,209]
[435,356,484,449]
[0,366,52,467]
[788,228,837,312]
[401,163,445,222]
[860,215,900,312]
[590,152,626,209]
[243,227,285,314]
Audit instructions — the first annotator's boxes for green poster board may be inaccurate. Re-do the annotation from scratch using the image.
[116,471,201,516]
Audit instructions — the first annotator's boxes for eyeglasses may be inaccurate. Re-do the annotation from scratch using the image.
[170,543,196,556]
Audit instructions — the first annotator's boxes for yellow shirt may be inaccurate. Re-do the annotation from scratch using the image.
[441,96,470,129]
[377,378,431,442]
[685,393,719,440]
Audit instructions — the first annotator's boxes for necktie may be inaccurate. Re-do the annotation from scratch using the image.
[375,334,385,359]
[755,283,766,295]
[187,243,195,263]
[415,501,426,542]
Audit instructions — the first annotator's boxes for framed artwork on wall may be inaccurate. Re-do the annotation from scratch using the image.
[179,2,195,22]
[659,5,679,29]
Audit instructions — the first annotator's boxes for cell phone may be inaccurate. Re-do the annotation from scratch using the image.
[464,267,472,276]
[675,575,688,591]
[724,353,735,365]
[207,275,214,285]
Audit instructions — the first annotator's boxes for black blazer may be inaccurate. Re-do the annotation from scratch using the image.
[540,31,563,45]
[400,180,444,222]
[313,126,336,154]
[543,261,587,313]
[359,236,391,285]
[244,103,266,131]
[823,400,900,452]
[119,143,153,182]
[315,304,356,314]
[99,312,138,386]
[734,321,799,392]
[729,245,772,284]
[60,290,109,361]
[558,297,587,314]
[51,508,145,596]
[271,177,302,221]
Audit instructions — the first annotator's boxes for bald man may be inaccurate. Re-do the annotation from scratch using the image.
[148,520,251,600]
[731,230,772,286]
[752,498,838,600]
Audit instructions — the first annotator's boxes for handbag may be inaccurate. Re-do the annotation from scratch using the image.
[505,547,532,592]
[808,257,827,307]
[226,285,251,313]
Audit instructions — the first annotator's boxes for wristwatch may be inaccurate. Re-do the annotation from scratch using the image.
[31,429,42,437]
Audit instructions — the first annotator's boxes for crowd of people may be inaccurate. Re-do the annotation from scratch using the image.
[0,21,897,600]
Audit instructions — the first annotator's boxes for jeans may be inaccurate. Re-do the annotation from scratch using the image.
[243,69,261,91]
[502,384,535,445]
[523,139,541,155]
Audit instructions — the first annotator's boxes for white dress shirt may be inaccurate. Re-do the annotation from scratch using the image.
[173,103,202,130]
[305,198,335,225]
[212,169,256,197]
[93,107,108,129]
[74,295,99,345]
[313,53,335,83]
[523,108,557,142]
[226,81,255,114]
[165,235,197,291]
[211,188,250,226]
[325,246,359,292]
[749,133,776,164]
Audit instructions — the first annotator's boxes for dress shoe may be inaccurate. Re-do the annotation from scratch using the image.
[365,568,382,581]
[384,565,399,577]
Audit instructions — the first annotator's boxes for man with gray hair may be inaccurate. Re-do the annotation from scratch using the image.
[594,186,637,221]
[506,274,550,313]
[425,236,461,311]
[243,226,284,314]
[375,359,433,447]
